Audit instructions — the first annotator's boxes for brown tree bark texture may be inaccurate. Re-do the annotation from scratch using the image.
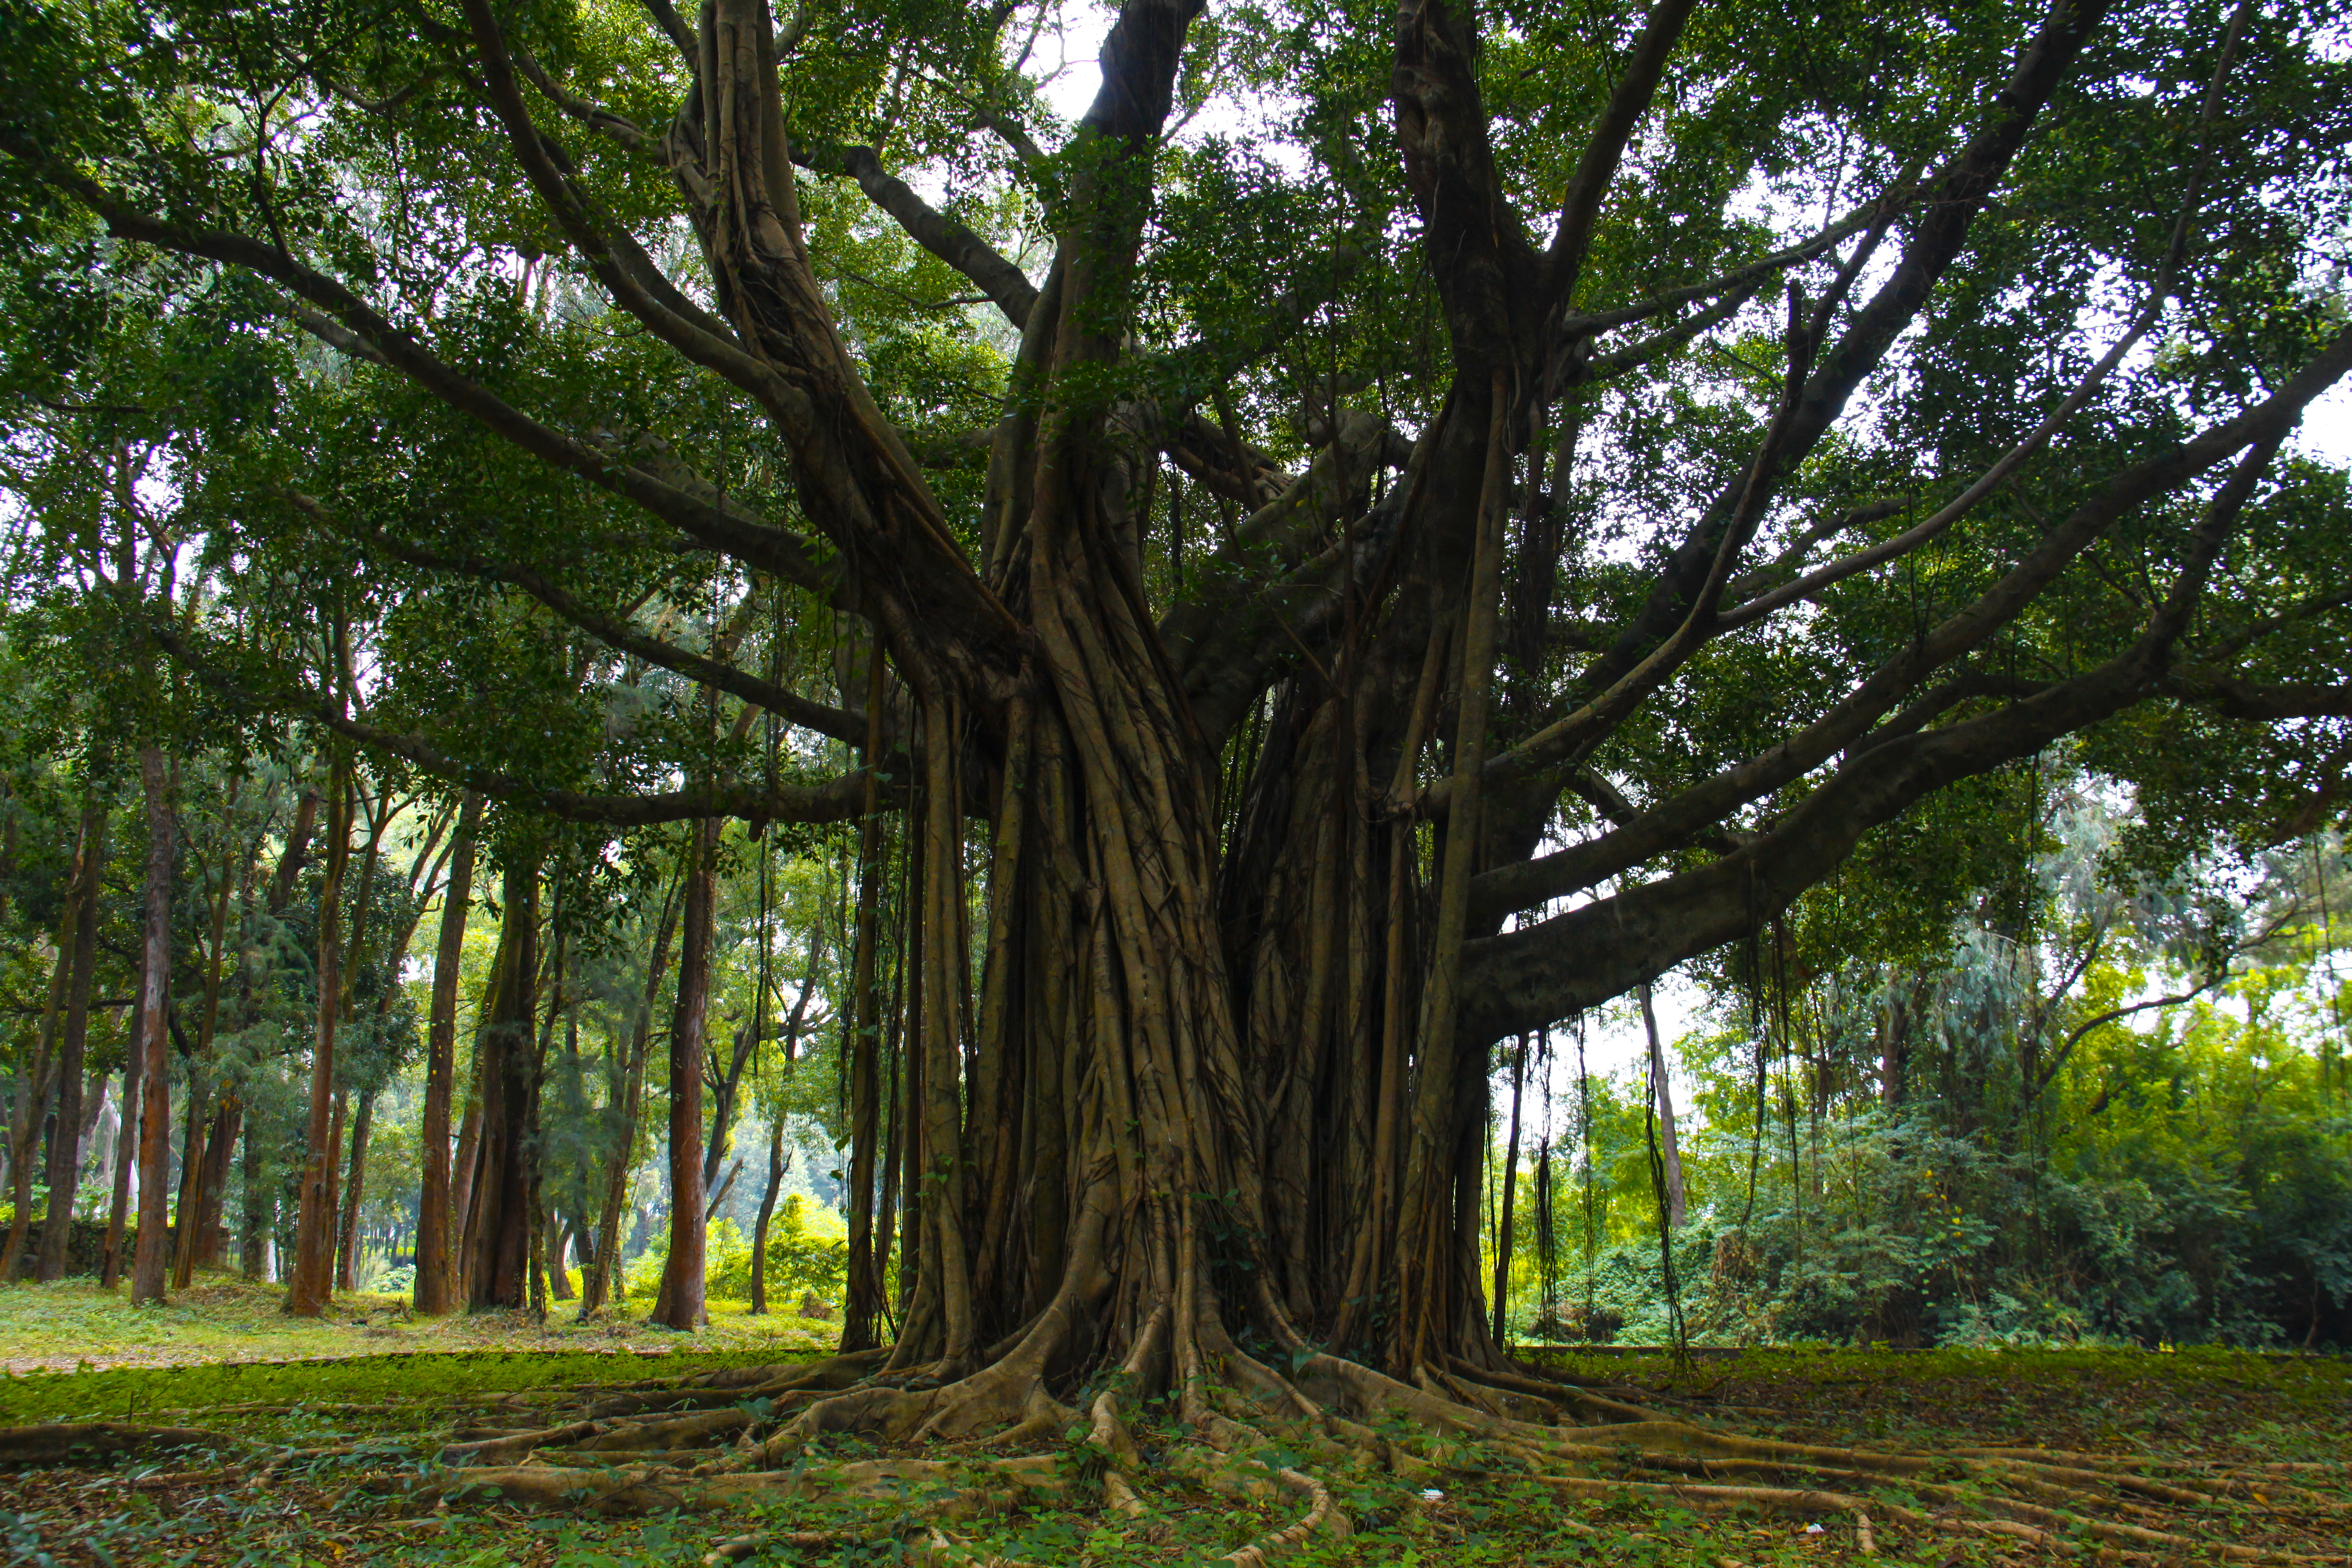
[129,746,175,1304]
[37,788,107,1284]
[651,820,716,1330]
[285,762,352,1317]
[414,793,480,1316]
[462,852,540,1310]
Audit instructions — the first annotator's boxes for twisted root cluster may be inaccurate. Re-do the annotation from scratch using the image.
[7,1321,2339,1565]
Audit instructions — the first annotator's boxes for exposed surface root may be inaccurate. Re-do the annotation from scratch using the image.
[0,1421,253,1465]
[5,1331,2336,1568]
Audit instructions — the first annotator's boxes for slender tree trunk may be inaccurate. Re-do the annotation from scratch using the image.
[840,644,888,1347]
[447,1087,483,1302]
[174,800,242,1288]
[462,850,541,1310]
[286,758,352,1317]
[652,819,716,1330]
[749,1118,786,1315]
[192,1098,239,1269]
[336,1089,375,1290]
[583,875,682,1318]
[168,1068,205,1288]
[547,1213,575,1300]
[129,746,175,1305]
[1,909,71,1280]
[239,1113,265,1280]
[1392,376,1513,1369]
[415,794,480,1313]
[101,1035,137,1287]
[1491,1034,1528,1345]
[38,784,108,1283]
[1638,982,1685,1228]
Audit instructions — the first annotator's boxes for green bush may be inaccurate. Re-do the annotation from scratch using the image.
[621,1197,849,1305]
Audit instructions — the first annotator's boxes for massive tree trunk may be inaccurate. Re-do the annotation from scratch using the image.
[415,792,480,1315]
[129,746,176,1305]
[36,782,107,1284]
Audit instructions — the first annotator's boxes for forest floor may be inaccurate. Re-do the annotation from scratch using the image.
[0,1273,841,1373]
[0,1321,2343,1566]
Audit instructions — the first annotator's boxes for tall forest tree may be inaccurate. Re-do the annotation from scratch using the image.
[3,0,2349,1509]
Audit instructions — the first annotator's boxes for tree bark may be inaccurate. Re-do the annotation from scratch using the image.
[582,872,682,1317]
[1638,982,1685,1229]
[651,818,716,1330]
[839,643,889,1347]
[447,1087,482,1301]
[547,1213,574,1300]
[0,923,68,1280]
[238,1112,266,1280]
[100,1043,135,1288]
[415,791,480,1314]
[285,758,353,1316]
[748,1118,786,1315]
[192,1099,238,1270]
[462,847,542,1309]
[174,780,243,1289]
[128,749,176,1304]
[38,782,108,1283]
[335,1089,375,1290]
[1491,1034,1528,1344]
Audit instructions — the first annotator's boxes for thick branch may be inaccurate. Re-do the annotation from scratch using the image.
[1469,326,2352,921]
[1554,0,2112,738]
[1540,0,1704,319]
[280,492,867,745]
[147,622,877,828]
[1463,414,2292,1038]
[793,141,1040,327]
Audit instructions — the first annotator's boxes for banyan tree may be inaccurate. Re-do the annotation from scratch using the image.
[5,0,2350,1542]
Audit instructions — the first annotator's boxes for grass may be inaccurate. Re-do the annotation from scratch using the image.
[0,1270,839,1377]
[0,1300,2346,1566]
